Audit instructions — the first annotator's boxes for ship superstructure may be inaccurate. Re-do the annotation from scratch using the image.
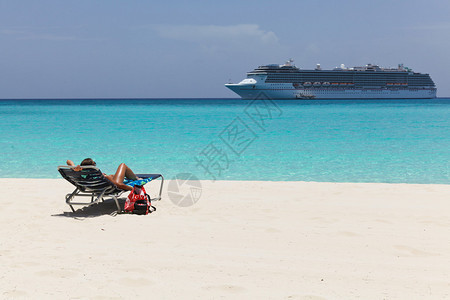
[225,60,436,99]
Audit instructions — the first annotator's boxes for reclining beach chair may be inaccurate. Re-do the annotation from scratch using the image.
[58,165,164,213]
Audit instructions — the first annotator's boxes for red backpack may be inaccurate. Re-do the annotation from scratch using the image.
[124,185,156,215]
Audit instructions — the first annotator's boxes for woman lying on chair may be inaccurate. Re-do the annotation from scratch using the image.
[66,158,140,191]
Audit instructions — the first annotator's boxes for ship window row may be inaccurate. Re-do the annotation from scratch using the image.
[264,71,412,76]
[266,80,422,84]
[265,73,432,79]
[265,80,434,87]
[265,76,410,79]
[266,78,423,81]
[266,79,432,84]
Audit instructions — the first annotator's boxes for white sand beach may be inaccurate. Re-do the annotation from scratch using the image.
[0,179,449,299]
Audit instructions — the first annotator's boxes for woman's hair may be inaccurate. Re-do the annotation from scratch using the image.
[80,158,96,166]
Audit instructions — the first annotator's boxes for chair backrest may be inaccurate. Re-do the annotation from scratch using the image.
[58,166,120,194]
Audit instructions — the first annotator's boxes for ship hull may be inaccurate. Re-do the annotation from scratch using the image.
[225,84,437,100]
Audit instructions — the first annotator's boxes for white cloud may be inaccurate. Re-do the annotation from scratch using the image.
[153,24,278,45]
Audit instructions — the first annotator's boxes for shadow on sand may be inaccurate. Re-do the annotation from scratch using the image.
[52,197,127,218]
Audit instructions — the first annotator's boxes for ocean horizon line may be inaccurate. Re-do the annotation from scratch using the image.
[0,97,240,101]
[1,97,450,101]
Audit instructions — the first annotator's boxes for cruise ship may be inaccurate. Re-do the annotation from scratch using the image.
[225,59,436,99]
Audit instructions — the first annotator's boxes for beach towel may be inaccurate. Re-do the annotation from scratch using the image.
[124,177,155,187]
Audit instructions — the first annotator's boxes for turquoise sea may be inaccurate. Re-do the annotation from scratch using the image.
[1,98,449,184]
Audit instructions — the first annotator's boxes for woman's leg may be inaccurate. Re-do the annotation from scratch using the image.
[113,163,138,182]
[107,163,138,191]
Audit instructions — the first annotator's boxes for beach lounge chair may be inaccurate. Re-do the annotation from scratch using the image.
[58,165,164,213]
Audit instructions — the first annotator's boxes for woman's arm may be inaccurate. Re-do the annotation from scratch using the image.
[66,160,82,171]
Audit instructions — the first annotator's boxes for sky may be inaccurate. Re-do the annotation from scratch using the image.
[0,0,449,98]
